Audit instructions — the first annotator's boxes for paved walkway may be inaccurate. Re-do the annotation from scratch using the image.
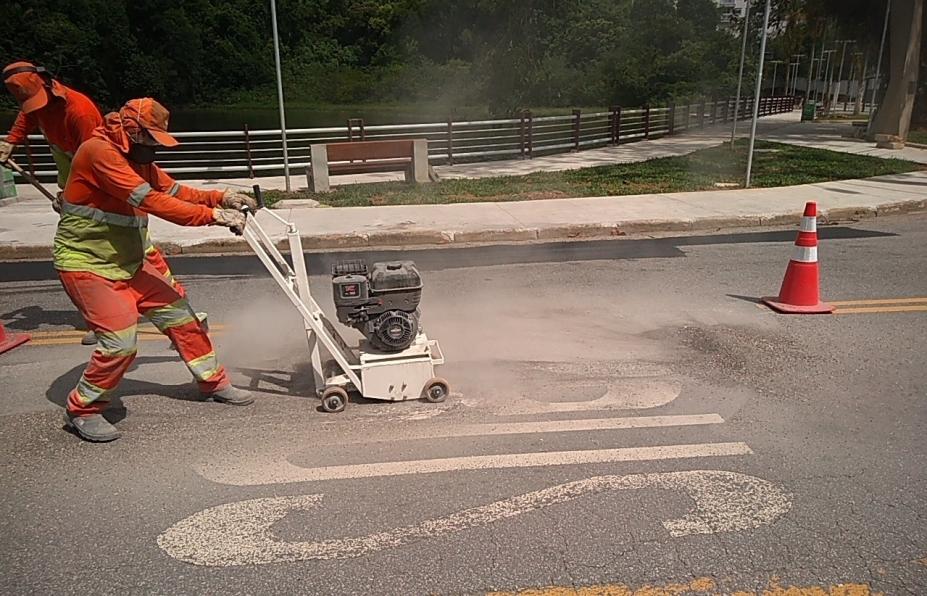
[6,112,802,201]
[3,111,927,259]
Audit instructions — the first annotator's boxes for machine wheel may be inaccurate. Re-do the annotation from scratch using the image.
[422,377,450,403]
[321,386,348,413]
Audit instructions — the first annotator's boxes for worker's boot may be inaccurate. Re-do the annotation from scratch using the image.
[81,330,98,345]
[201,386,254,406]
[63,411,120,442]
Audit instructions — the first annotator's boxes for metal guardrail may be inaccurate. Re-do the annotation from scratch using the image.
[15,96,795,182]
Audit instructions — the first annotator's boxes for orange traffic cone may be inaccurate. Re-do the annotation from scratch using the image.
[762,202,835,314]
[0,322,30,355]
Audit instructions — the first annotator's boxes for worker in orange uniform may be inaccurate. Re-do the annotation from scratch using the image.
[1,61,206,346]
[57,97,256,442]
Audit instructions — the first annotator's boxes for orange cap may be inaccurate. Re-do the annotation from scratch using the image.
[3,61,50,114]
[119,97,179,147]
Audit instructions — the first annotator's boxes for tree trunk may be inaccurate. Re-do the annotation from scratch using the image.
[870,0,924,140]
[911,4,927,128]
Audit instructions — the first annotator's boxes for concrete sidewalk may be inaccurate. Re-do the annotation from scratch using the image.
[6,112,803,202]
[2,169,925,260]
[3,110,927,260]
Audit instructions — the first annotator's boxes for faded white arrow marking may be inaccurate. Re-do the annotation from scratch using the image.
[158,470,791,566]
[463,378,684,415]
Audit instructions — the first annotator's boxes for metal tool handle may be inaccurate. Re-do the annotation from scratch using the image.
[252,184,266,209]
[2,158,58,203]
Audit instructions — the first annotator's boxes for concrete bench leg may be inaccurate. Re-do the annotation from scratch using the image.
[309,144,330,192]
[411,139,430,184]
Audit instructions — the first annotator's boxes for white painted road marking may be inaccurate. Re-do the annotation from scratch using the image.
[158,470,791,566]
[196,441,752,486]
[464,379,684,414]
[321,414,726,444]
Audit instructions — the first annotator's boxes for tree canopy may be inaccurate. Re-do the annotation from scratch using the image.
[1,0,742,114]
[1,0,922,124]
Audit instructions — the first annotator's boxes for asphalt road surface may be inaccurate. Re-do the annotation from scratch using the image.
[1,214,926,595]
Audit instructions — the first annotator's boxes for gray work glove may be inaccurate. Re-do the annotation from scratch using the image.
[212,207,247,235]
[0,141,14,164]
[52,191,63,214]
[221,189,258,212]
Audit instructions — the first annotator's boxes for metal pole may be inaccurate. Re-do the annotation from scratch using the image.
[831,40,852,111]
[805,45,816,102]
[745,0,771,188]
[731,0,751,143]
[819,50,834,105]
[270,0,291,191]
[868,0,891,134]
[770,61,780,96]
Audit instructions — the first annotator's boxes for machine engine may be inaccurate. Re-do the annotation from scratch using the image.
[331,260,423,352]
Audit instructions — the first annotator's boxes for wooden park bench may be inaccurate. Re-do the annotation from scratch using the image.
[307,139,431,192]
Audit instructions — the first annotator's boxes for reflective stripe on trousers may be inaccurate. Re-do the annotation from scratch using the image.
[59,263,229,416]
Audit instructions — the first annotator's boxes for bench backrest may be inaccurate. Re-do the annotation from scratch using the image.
[326,139,415,162]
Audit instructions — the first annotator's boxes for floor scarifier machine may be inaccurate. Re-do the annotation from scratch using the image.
[239,187,448,413]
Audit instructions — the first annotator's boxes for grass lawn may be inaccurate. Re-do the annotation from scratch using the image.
[908,129,927,145]
[263,139,925,208]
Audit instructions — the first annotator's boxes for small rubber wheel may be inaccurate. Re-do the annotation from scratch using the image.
[422,377,450,403]
[321,386,348,413]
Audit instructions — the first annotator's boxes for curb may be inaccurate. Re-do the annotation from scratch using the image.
[2,198,924,261]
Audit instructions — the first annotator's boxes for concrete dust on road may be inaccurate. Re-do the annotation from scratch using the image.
[1,215,927,594]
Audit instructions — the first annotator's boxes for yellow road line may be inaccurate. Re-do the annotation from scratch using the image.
[23,325,227,347]
[835,305,927,315]
[487,578,881,595]
[829,297,927,306]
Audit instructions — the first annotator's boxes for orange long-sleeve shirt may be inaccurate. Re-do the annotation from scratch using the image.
[55,118,223,279]
[4,81,102,154]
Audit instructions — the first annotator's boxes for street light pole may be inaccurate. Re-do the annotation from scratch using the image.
[769,60,783,96]
[731,0,752,143]
[745,0,772,188]
[805,44,816,103]
[270,0,291,191]
[830,40,853,111]
[820,49,835,106]
[792,54,805,96]
[867,0,891,134]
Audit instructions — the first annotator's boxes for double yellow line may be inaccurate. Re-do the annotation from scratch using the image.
[24,324,227,347]
[832,297,927,315]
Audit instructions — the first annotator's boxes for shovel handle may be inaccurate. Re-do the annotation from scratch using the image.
[3,158,59,203]
[252,184,265,209]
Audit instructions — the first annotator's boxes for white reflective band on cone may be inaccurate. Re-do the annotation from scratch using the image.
[792,245,818,263]
[800,216,817,232]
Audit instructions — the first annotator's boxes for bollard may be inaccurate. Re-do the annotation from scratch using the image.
[572,109,581,151]
[643,105,651,139]
[244,124,254,179]
[447,118,454,165]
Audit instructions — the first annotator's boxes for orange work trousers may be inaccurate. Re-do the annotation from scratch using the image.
[59,261,229,416]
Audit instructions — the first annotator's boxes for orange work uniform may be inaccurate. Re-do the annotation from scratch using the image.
[57,113,228,415]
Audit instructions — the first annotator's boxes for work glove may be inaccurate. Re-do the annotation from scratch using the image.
[212,207,247,235]
[221,189,258,212]
[52,191,63,214]
[0,141,14,164]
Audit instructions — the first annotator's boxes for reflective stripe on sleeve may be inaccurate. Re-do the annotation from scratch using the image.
[128,182,153,207]
[168,182,181,196]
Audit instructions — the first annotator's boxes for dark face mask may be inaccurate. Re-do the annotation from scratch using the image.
[127,143,157,164]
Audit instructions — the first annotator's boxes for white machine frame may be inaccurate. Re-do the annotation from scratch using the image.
[241,208,447,412]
